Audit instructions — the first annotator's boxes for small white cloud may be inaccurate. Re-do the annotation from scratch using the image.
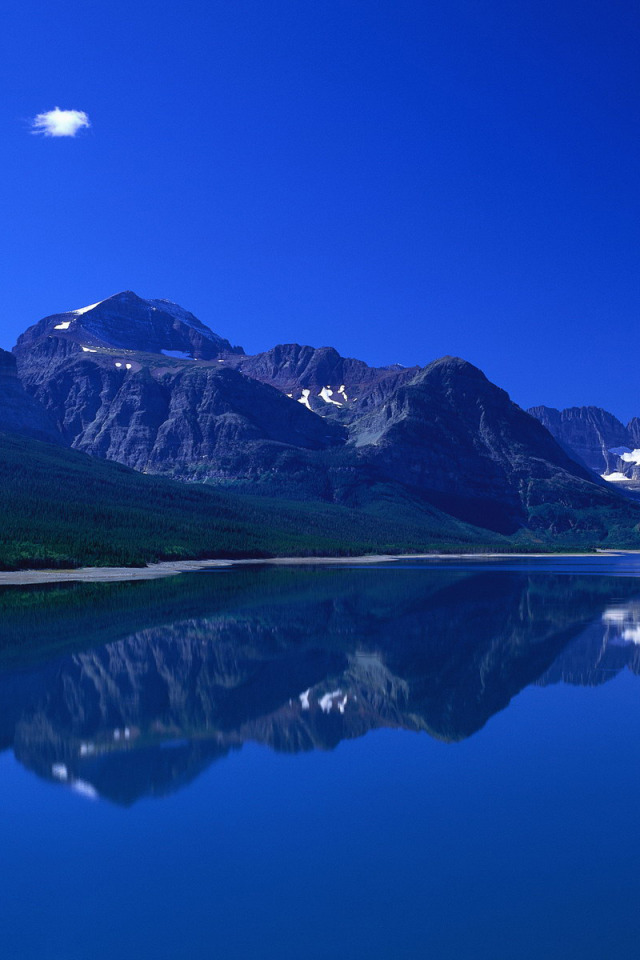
[31,107,90,137]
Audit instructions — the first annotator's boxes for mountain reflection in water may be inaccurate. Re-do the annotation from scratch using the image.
[1,564,639,806]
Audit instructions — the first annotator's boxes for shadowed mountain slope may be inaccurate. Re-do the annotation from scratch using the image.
[350,357,630,535]
[0,349,62,444]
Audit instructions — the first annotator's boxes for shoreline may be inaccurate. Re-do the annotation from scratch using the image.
[0,550,638,586]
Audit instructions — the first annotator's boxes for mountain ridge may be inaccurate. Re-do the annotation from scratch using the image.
[5,291,640,551]
[529,404,640,491]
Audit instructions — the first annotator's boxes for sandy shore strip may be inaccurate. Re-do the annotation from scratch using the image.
[0,550,637,586]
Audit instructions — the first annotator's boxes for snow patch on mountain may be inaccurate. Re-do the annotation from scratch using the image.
[601,472,629,482]
[72,300,103,316]
[603,446,640,483]
[148,299,211,334]
[297,389,312,410]
[319,386,342,406]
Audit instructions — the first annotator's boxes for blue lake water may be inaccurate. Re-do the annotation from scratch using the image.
[1,558,640,959]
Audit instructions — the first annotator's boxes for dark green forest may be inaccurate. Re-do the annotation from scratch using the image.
[3,432,640,571]
[0,432,505,569]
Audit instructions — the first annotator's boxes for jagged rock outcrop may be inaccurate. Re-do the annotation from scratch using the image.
[528,405,630,474]
[0,349,62,443]
[223,343,418,418]
[628,418,640,447]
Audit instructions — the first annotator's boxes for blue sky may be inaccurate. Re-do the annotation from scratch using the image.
[2,0,638,419]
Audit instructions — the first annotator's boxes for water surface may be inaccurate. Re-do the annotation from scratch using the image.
[1,559,639,958]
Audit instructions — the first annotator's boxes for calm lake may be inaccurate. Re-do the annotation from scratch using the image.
[1,557,640,959]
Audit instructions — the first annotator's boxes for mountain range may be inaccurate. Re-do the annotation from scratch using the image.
[3,289,640,565]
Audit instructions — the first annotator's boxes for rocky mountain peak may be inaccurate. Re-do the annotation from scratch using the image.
[14,292,244,361]
[417,355,491,385]
[627,418,640,447]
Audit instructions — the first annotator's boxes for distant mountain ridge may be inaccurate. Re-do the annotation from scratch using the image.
[529,404,640,490]
[7,290,640,547]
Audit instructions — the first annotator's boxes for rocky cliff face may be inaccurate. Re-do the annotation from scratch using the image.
[627,417,640,447]
[0,348,62,443]
[528,405,630,473]
[528,404,640,490]
[18,354,345,478]
[223,343,418,418]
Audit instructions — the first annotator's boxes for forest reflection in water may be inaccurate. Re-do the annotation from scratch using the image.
[1,561,640,806]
